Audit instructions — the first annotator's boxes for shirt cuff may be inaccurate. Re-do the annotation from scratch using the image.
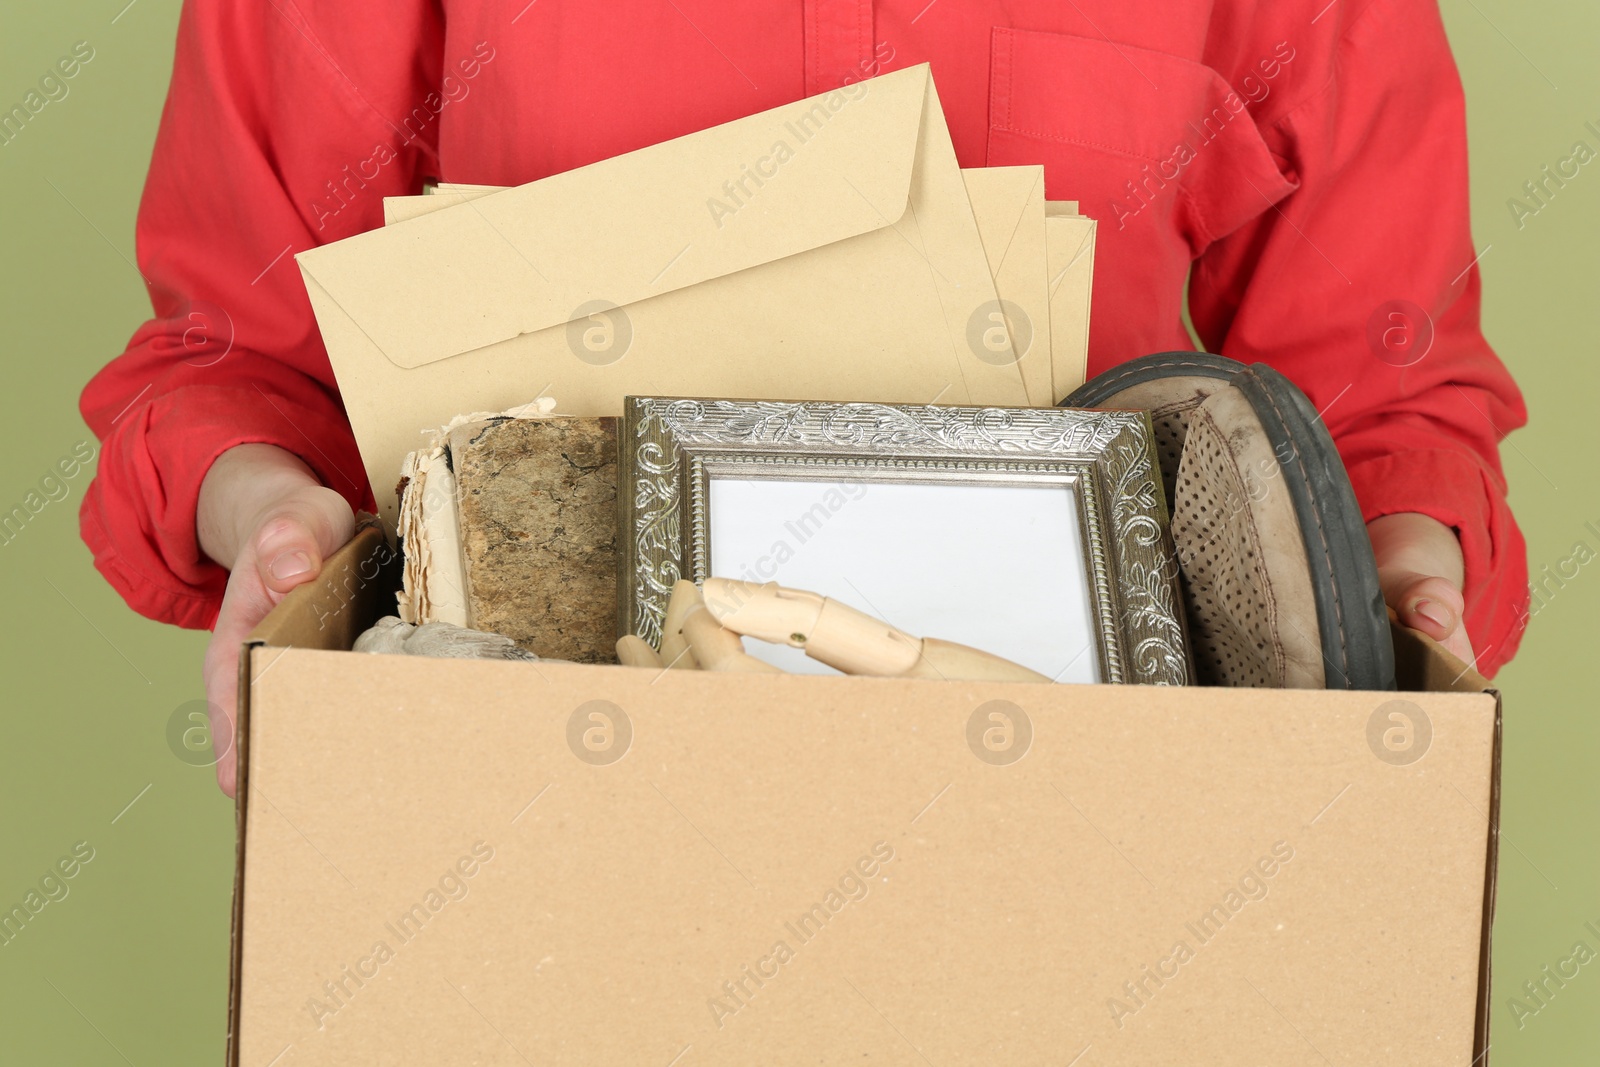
[80,381,373,631]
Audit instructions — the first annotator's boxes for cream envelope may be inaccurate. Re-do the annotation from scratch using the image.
[404,166,1057,407]
[962,167,1051,406]
[385,191,495,223]
[296,65,1028,531]
[1045,202,1097,399]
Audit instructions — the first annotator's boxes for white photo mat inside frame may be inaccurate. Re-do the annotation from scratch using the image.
[618,397,1190,687]
[707,474,1101,682]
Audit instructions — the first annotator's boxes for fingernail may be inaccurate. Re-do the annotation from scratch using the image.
[1412,599,1451,630]
[269,551,313,582]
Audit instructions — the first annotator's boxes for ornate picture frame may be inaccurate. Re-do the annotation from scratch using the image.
[618,397,1189,685]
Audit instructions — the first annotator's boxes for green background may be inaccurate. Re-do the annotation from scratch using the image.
[0,1,1593,1062]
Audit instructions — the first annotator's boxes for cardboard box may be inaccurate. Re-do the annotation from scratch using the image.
[228,528,1500,1066]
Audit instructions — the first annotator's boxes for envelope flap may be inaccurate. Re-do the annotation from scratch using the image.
[296,66,932,370]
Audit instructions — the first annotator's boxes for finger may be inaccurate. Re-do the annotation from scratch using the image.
[201,644,238,798]
[202,571,271,799]
[1439,625,1476,666]
[659,580,703,669]
[616,635,664,669]
[1382,571,1475,664]
[201,644,241,798]
[251,487,357,596]
[681,606,783,673]
[205,547,294,797]
[208,690,238,798]
[1382,572,1462,638]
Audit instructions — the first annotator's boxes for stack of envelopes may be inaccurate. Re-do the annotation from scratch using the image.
[296,64,1097,656]
[297,64,1096,535]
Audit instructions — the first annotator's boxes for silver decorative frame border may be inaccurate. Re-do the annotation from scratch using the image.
[618,397,1189,686]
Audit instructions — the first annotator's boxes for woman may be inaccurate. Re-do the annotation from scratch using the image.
[80,0,1526,795]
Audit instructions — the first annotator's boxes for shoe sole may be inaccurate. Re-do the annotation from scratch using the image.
[1231,365,1395,690]
[1062,351,1245,407]
[1067,352,1395,691]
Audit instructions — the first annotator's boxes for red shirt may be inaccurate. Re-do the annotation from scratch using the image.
[80,0,1529,675]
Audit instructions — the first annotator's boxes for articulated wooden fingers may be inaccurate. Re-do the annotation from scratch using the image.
[904,638,1051,683]
[659,579,703,669]
[681,604,784,673]
[642,580,1045,681]
[702,577,1047,682]
[702,577,921,676]
[616,634,665,669]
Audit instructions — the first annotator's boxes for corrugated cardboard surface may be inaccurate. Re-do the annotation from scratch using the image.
[234,638,1497,1065]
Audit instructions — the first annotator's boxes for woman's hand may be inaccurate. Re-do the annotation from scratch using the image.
[197,444,355,796]
[1367,512,1474,667]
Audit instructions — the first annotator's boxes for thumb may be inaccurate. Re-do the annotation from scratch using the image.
[1380,569,1474,664]
[249,486,357,596]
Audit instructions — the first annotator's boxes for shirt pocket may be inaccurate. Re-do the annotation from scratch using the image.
[987,26,1299,258]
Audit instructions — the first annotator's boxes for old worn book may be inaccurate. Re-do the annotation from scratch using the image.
[450,415,619,662]
[397,408,620,663]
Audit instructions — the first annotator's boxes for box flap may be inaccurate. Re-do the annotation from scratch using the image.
[246,525,400,651]
[1390,618,1494,696]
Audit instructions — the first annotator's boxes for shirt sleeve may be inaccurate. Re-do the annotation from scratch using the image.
[78,0,443,629]
[1187,0,1530,677]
